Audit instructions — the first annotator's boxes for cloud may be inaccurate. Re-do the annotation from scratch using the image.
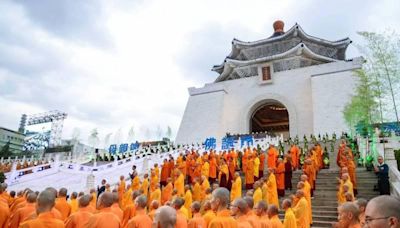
[0,0,399,144]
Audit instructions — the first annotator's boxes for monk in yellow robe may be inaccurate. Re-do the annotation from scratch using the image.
[192,178,201,202]
[162,178,173,205]
[150,184,161,204]
[209,155,217,183]
[202,201,216,228]
[300,175,312,224]
[184,185,193,219]
[200,176,210,201]
[131,174,140,191]
[253,154,260,181]
[150,170,159,192]
[292,190,310,228]
[201,160,210,179]
[140,174,149,197]
[69,192,79,214]
[290,144,299,170]
[89,189,97,209]
[245,157,254,189]
[174,171,185,197]
[262,179,268,203]
[253,182,262,205]
[282,199,297,228]
[122,185,133,210]
[118,175,126,206]
[218,160,229,188]
[267,169,279,209]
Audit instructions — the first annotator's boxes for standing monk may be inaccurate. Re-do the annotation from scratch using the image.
[174,170,185,197]
[208,188,237,228]
[209,155,217,184]
[267,145,278,169]
[230,172,242,202]
[160,159,169,187]
[118,176,126,207]
[54,188,71,220]
[267,169,279,209]
[259,151,265,179]
[282,199,297,228]
[285,154,293,191]
[245,156,255,190]
[162,178,174,205]
[276,158,285,197]
[290,144,299,170]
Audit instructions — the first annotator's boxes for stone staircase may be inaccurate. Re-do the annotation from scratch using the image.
[278,168,379,227]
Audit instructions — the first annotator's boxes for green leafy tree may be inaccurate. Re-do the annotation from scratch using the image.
[0,141,12,158]
[356,31,400,125]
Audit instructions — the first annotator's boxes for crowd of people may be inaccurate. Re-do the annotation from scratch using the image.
[0,141,399,228]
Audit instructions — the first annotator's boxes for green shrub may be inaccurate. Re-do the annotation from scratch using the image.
[0,172,5,183]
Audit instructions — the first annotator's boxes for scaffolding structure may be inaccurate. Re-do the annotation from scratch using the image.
[26,110,68,147]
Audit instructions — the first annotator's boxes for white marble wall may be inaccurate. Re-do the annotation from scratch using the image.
[176,57,363,144]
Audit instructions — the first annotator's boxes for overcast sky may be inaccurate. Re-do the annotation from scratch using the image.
[0,0,399,145]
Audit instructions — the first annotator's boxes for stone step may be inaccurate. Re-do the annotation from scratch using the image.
[313,214,338,222]
[312,205,338,212]
[312,220,334,227]
[313,210,338,217]
[312,200,338,207]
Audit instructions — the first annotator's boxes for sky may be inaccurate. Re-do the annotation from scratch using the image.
[0,0,399,146]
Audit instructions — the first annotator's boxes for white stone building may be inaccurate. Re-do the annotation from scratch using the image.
[176,21,363,145]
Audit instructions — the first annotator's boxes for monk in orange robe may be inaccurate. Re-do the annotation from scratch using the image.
[54,188,71,220]
[209,155,217,184]
[303,159,316,194]
[68,192,78,214]
[65,194,94,228]
[8,192,37,228]
[207,188,236,228]
[125,195,152,228]
[290,144,299,170]
[122,191,140,227]
[150,170,159,192]
[267,145,278,169]
[192,178,201,202]
[85,192,120,228]
[200,176,210,201]
[245,157,254,189]
[188,201,206,228]
[141,174,149,198]
[174,170,185,197]
[19,190,64,228]
[160,159,169,187]
[131,174,140,191]
[276,158,285,197]
[110,194,123,221]
[162,178,173,205]
[118,176,126,206]
[259,151,265,178]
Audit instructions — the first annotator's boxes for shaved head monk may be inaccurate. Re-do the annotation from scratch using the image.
[126,195,152,228]
[188,201,206,228]
[153,206,177,228]
[364,195,400,228]
[230,199,252,228]
[267,204,283,227]
[8,192,37,228]
[65,194,93,228]
[86,192,120,228]
[19,190,64,228]
[337,202,361,228]
[209,187,237,228]
[55,187,71,220]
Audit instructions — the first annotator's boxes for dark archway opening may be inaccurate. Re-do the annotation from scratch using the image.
[250,102,289,137]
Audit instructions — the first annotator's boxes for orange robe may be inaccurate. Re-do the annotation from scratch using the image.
[160,163,169,183]
[131,176,140,191]
[0,202,10,228]
[54,197,71,220]
[245,158,254,185]
[122,205,136,228]
[176,210,188,228]
[64,207,93,228]
[8,202,36,228]
[86,207,121,228]
[111,203,123,221]
[174,174,185,197]
[267,147,278,169]
[188,213,206,228]
[118,180,126,205]
[259,153,265,176]
[290,145,299,169]
[267,173,279,209]
[209,157,217,179]
[303,164,315,189]
[162,183,173,205]
[69,199,78,214]
[208,209,236,228]
[200,179,210,201]
[276,162,285,191]
[202,210,216,228]
[125,210,152,228]
[192,182,201,202]
[19,212,64,228]
[141,178,149,198]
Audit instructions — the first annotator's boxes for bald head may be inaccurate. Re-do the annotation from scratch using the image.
[256,201,268,211]
[71,192,78,199]
[203,201,211,211]
[243,196,254,210]
[282,199,292,210]
[365,195,400,227]
[58,188,67,197]
[37,190,56,213]
[211,187,230,209]
[44,187,57,198]
[154,206,177,228]
[191,201,201,213]
[112,193,119,204]
[355,198,368,212]
[338,202,360,225]
[232,198,248,215]
[26,192,37,203]
[79,195,91,207]
[0,183,7,193]
[172,197,185,210]
[135,195,148,209]
[267,205,279,217]
[132,190,141,200]
[98,192,114,208]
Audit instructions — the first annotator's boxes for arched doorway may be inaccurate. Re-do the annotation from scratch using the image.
[250,101,289,137]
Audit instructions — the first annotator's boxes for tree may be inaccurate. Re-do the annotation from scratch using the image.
[343,69,379,136]
[0,141,12,158]
[357,31,400,125]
